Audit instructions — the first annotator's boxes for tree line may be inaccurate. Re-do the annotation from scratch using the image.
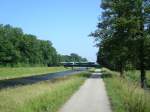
[58,53,87,62]
[0,24,87,67]
[90,0,150,88]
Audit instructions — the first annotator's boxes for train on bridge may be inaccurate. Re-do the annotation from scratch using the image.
[60,62,100,68]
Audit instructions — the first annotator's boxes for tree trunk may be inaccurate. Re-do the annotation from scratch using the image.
[140,66,146,88]
[139,38,146,88]
[119,62,124,77]
[120,68,124,77]
[139,6,146,88]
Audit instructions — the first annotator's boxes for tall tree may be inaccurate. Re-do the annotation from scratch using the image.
[133,0,150,87]
[90,0,132,76]
[90,0,150,87]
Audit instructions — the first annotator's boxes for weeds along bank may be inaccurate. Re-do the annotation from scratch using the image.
[102,68,150,112]
[0,72,89,112]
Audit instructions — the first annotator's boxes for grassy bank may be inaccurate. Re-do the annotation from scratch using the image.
[0,72,89,112]
[0,67,69,80]
[102,68,150,112]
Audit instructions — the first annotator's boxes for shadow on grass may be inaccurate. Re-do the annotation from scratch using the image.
[90,74,101,78]
[79,72,91,78]
[101,72,112,79]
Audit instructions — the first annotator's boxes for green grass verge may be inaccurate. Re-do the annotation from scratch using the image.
[0,67,69,80]
[103,69,150,112]
[0,72,89,112]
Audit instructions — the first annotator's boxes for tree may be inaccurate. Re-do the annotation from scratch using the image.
[90,0,150,87]
[90,0,132,76]
[129,0,150,88]
[0,24,88,67]
[0,24,60,67]
[60,53,88,62]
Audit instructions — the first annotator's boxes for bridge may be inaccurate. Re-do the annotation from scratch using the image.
[60,62,100,68]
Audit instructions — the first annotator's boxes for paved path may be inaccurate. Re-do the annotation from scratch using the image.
[59,69,112,112]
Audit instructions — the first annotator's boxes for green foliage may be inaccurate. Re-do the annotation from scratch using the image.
[60,53,88,62]
[0,24,59,66]
[90,0,150,82]
[0,24,88,67]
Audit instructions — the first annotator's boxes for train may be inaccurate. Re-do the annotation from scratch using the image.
[60,62,100,67]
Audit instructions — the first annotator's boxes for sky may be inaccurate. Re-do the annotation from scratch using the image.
[0,0,101,62]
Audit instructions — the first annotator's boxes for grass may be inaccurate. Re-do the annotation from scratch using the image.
[0,72,89,112]
[101,68,150,86]
[125,70,150,87]
[0,66,69,80]
[102,68,150,112]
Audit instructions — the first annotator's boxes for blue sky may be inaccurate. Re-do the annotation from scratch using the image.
[0,0,101,61]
